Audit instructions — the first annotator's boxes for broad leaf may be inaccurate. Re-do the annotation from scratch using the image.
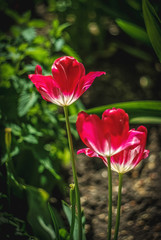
[21,28,36,42]
[26,47,49,63]
[18,91,38,117]
[23,135,38,144]
[28,19,47,28]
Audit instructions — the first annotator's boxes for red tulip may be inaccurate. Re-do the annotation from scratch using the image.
[28,56,105,106]
[76,109,148,159]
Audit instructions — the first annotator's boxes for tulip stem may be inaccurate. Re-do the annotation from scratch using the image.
[114,173,123,240]
[107,156,112,240]
[64,106,82,240]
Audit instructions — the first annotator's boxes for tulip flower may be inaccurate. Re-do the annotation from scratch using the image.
[76,108,149,240]
[76,108,144,158]
[29,56,105,240]
[77,121,149,173]
[28,56,105,106]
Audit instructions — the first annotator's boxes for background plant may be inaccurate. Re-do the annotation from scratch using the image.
[0,4,83,239]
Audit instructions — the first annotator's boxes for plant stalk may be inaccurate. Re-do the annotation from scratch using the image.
[64,106,82,240]
[114,173,123,240]
[107,156,112,240]
[70,184,76,240]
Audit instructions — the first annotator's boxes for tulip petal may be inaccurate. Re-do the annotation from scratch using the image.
[77,148,107,166]
[102,108,131,155]
[76,111,108,156]
[28,74,64,105]
[77,71,106,96]
[110,126,149,173]
[52,56,85,96]
[35,65,42,74]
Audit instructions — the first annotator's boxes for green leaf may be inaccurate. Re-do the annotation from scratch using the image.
[48,203,61,240]
[116,18,150,44]
[62,201,78,240]
[88,101,161,124]
[1,146,19,165]
[26,187,56,240]
[33,35,46,45]
[5,9,31,24]
[0,212,38,239]
[62,45,81,62]
[59,228,70,240]
[55,38,65,51]
[0,63,15,81]
[18,43,28,52]
[5,150,55,240]
[10,124,22,136]
[21,28,36,42]
[52,19,59,31]
[26,47,49,63]
[142,0,161,62]
[69,101,161,124]
[10,26,21,37]
[27,124,43,136]
[18,91,38,117]
[28,19,47,28]
[62,201,86,240]
[23,135,38,144]
[130,116,161,124]
[119,43,152,61]
[56,23,71,38]
[40,158,61,180]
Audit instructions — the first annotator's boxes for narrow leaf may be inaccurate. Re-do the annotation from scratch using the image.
[62,201,78,240]
[48,203,60,240]
[116,18,149,44]
[27,187,56,240]
[62,201,86,240]
[142,0,161,61]
[69,101,161,124]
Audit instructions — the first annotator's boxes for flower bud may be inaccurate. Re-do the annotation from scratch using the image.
[5,128,12,152]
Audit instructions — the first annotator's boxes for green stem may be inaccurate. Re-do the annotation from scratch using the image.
[114,173,123,240]
[70,185,76,240]
[64,106,82,240]
[107,156,112,240]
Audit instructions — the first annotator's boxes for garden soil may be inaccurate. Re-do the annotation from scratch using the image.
[66,126,161,240]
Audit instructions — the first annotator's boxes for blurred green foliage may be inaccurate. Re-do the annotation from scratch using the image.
[0,3,82,239]
[0,12,73,190]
